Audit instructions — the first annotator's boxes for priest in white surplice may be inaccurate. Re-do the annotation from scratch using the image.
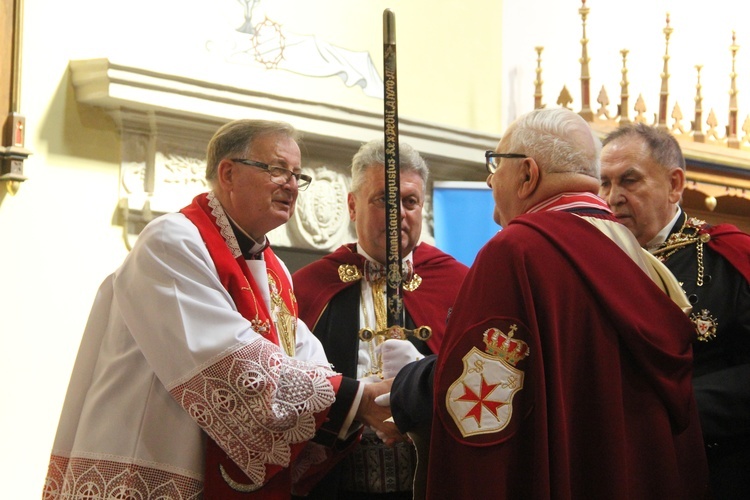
[43,119,400,499]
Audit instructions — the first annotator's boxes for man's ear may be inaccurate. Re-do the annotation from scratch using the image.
[217,159,235,190]
[668,168,686,204]
[518,158,540,200]
[347,192,357,221]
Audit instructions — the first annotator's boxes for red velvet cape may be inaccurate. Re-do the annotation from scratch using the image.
[293,243,469,352]
[429,212,709,499]
[704,223,750,284]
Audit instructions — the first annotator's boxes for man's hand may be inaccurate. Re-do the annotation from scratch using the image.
[355,378,407,446]
[375,339,425,379]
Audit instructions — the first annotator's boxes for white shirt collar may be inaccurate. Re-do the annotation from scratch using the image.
[646,206,682,250]
[223,210,268,256]
[356,244,413,266]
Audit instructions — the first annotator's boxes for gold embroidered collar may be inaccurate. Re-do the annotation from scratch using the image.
[337,263,422,292]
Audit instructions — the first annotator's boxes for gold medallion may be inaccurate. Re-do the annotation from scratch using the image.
[690,308,718,342]
[338,264,362,283]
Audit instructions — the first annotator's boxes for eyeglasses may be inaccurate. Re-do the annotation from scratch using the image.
[485,150,528,174]
[231,159,312,190]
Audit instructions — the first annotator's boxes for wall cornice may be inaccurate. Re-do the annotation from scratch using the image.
[68,58,497,252]
[69,58,497,180]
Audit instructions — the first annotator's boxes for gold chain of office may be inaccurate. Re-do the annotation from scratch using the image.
[651,216,710,287]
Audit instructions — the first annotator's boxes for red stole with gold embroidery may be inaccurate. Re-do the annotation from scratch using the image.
[181,192,299,351]
[181,192,303,498]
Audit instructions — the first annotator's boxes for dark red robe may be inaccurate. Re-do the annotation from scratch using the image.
[703,223,750,283]
[429,211,709,499]
[293,242,469,353]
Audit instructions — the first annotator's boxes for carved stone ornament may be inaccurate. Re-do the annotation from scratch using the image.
[289,165,354,250]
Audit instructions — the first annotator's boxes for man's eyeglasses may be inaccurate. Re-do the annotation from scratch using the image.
[231,159,312,190]
[485,151,528,174]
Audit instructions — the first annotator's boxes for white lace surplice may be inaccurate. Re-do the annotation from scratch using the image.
[45,212,335,499]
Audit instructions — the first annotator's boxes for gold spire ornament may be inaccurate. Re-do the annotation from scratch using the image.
[727,31,740,148]
[706,108,721,141]
[693,65,705,142]
[634,94,648,123]
[534,46,545,110]
[671,102,687,134]
[557,85,574,109]
[658,13,673,130]
[578,0,593,121]
[596,86,612,120]
[618,49,631,125]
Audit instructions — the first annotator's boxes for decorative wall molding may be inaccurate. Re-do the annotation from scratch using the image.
[69,58,498,251]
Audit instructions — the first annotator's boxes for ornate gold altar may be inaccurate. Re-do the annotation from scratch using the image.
[533,1,750,233]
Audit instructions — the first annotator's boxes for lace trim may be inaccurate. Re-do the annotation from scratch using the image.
[169,339,336,489]
[207,191,242,259]
[291,442,329,484]
[43,455,202,499]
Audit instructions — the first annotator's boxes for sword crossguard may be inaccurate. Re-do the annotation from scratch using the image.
[411,325,432,341]
[359,327,377,342]
[358,325,432,342]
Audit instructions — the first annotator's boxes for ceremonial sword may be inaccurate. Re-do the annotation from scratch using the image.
[380,9,430,344]
[358,9,431,347]
[383,8,405,337]
[381,15,432,495]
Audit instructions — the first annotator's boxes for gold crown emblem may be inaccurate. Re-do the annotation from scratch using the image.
[483,325,529,366]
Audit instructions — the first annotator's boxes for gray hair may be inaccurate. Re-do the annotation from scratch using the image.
[205,119,301,183]
[602,122,686,171]
[350,138,429,193]
[505,107,601,180]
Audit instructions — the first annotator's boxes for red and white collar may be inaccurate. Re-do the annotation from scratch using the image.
[526,192,612,214]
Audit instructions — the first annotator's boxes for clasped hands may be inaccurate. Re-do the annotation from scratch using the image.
[355,339,425,446]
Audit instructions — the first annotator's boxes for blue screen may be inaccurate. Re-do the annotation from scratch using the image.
[433,182,501,267]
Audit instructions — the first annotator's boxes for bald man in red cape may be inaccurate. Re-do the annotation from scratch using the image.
[390,108,709,499]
